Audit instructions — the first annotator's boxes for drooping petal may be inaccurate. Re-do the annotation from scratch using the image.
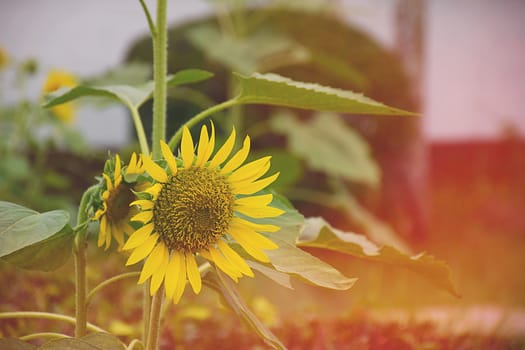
[123,223,154,250]
[150,244,169,295]
[172,251,187,304]
[143,156,168,183]
[207,247,242,281]
[97,217,107,248]
[228,156,271,183]
[185,252,202,294]
[227,229,270,263]
[112,222,125,247]
[232,172,280,195]
[160,140,178,175]
[195,125,209,167]
[126,233,159,265]
[102,173,113,191]
[217,240,254,277]
[181,126,195,169]
[208,127,236,169]
[139,243,166,284]
[221,136,250,175]
[164,253,181,300]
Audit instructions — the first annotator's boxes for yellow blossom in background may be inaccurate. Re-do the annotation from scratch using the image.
[42,69,78,123]
[124,124,284,303]
[94,153,145,250]
[0,46,9,71]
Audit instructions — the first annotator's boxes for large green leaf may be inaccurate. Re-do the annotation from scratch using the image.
[246,260,294,290]
[234,72,417,116]
[0,338,36,349]
[186,25,308,74]
[43,69,213,110]
[40,333,125,350]
[203,269,286,350]
[297,217,460,297]
[0,201,70,258]
[3,225,74,271]
[270,111,380,187]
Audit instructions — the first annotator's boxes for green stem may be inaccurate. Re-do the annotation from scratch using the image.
[145,289,163,350]
[19,332,69,341]
[131,107,150,155]
[143,283,152,346]
[151,0,168,158]
[127,339,144,350]
[73,185,97,338]
[85,272,140,307]
[167,98,240,149]
[138,0,156,38]
[0,312,106,333]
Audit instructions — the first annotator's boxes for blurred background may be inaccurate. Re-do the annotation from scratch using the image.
[1,0,524,348]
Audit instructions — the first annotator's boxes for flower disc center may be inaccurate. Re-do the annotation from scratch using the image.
[106,184,134,223]
[153,167,234,252]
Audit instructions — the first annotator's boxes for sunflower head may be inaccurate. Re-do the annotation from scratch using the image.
[123,123,284,303]
[93,153,145,250]
[42,69,78,123]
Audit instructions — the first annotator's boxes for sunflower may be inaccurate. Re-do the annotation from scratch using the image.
[94,153,145,250]
[42,69,77,123]
[123,124,284,303]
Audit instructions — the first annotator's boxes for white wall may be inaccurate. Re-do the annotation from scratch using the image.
[1,0,524,146]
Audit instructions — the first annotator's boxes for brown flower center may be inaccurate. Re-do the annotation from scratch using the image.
[153,167,234,252]
[106,184,135,223]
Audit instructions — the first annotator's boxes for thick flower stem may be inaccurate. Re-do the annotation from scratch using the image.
[151,0,168,159]
[145,289,163,350]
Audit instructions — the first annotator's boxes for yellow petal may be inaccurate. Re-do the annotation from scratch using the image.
[172,251,187,304]
[220,136,250,175]
[150,244,169,295]
[228,229,270,263]
[195,125,209,167]
[228,156,271,183]
[144,183,163,199]
[139,243,166,284]
[127,153,138,174]
[103,173,113,191]
[130,199,154,210]
[208,246,242,281]
[235,194,273,207]
[232,172,280,195]
[143,156,168,183]
[185,252,202,294]
[160,140,178,175]
[105,223,112,249]
[234,205,285,218]
[97,216,107,248]
[123,223,154,250]
[202,122,216,165]
[181,126,194,169]
[112,223,125,247]
[126,233,159,266]
[164,253,181,299]
[217,240,254,277]
[114,154,122,187]
[231,217,280,233]
[208,127,236,169]
[131,210,153,224]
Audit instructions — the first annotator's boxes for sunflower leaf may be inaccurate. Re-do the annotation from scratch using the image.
[234,72,417,116]
[0,338,37,350]
[203,268,287,350]
[3,225,74,271]
[270,111,380,187]
[297,217,460,297]
[0,201,70,258]
[43,69,213,110]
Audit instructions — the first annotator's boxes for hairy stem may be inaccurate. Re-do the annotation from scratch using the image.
[151,0,168,158]
[130,107,150,155]
[85,272,140,307]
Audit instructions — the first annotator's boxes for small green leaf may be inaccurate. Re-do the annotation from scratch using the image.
[270,111,380,187]
[0,201,69,258]
[235,72,417,116]
[3,225,74,271]
[203,268,287,350]
[43,69,213,110]
[40,333,125,350]
[297,217,460,297]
